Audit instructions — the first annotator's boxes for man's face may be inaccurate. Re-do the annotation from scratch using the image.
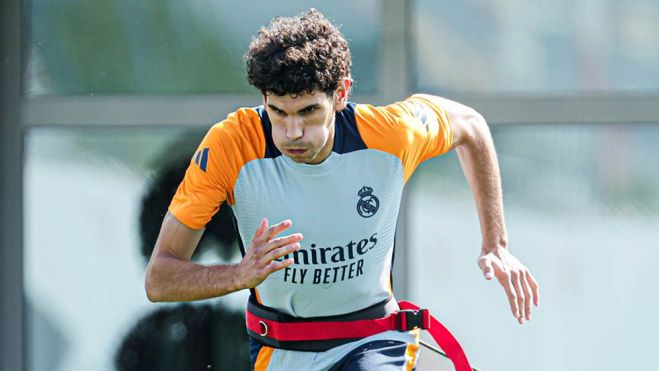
[265,91,337,164]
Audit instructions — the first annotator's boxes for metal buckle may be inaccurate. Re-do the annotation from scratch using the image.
[258,320,268,337]
[398,309,430,331]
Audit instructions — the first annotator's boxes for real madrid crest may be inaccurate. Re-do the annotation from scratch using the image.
[357,186,379,218]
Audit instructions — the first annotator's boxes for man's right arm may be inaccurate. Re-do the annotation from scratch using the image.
[145,212,300,302]
[145,212,240,302]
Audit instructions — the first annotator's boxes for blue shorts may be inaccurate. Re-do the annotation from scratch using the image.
[250,330,419,371]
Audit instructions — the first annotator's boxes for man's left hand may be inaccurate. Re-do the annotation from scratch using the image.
[478,247,540,324]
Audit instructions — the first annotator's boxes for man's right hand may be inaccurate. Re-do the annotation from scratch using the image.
[236,218,302,289]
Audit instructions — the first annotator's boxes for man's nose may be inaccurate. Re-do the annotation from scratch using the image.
[285,117,304,141]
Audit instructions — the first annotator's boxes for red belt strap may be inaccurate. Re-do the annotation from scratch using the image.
[398,301,473,371]
[246,300,473,371]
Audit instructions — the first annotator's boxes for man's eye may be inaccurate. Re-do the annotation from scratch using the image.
[301,107,316,114]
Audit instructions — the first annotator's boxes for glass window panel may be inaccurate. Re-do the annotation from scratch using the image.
[28,1,380,95]
[408,124,659,370]
[413,0,659,93]
[24,127,251,371]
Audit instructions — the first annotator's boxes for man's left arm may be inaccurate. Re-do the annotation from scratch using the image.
[418,94,540,324]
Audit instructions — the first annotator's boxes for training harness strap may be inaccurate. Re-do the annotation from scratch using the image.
[246,299,473,371]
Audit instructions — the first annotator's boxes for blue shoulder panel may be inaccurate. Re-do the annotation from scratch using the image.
[255,106,282,159]
[333,103,367,154]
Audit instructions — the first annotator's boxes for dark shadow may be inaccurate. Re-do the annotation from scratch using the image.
[115,304,250,371]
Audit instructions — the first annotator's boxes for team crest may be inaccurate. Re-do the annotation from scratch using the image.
[357,186,379,218]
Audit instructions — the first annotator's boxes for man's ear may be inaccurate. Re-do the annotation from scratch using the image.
[333,77,352,111]
[262,95,267,106]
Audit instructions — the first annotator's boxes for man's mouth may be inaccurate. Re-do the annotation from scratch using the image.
[285,148,308,155]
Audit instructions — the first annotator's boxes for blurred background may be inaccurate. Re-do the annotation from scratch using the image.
[2,0,659,370]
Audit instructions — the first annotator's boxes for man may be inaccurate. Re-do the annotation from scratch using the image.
[145,9,539,371]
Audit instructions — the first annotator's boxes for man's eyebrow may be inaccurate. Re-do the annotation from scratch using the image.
[267,103,284,112]
[267,103,321,113]
[298,103,321,113]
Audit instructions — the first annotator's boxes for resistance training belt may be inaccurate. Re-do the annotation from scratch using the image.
[246,298,475,371]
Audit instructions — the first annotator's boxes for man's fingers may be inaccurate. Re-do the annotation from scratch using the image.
[252,218,269,240]
[484,249,540,323]
[527,271,540,307]
[521,271,532,320]
[511,271,526,324]
[496,272,519,319]
[260,219,293,241]
[264,242,300,262]
[267,233,303,252]
[488,256,520,319]
[266,258,295,274]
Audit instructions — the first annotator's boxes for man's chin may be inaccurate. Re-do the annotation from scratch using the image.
[282,152,308,162]
[289,155,314,164]
[282,148,316,163]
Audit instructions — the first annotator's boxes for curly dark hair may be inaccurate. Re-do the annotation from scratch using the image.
[246,9,352,96]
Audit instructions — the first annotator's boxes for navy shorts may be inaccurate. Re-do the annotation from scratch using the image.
[327,340,417,370]
[250,330,419,371]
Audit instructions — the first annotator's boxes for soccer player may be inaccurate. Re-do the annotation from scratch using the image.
[145,9,539,371]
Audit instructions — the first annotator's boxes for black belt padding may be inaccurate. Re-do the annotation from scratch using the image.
[246,296,399,352]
